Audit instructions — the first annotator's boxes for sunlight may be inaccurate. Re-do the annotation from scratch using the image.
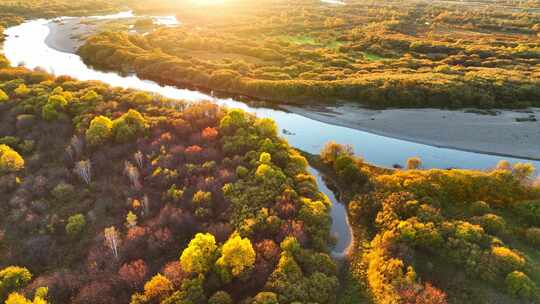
[189,0,226,6]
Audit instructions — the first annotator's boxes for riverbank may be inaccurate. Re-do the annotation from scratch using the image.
[285,104,540,161]
[43,19,540,162]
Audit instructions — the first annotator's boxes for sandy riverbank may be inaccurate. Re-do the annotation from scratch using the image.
[284,104,540,161]
[45,18,94,53]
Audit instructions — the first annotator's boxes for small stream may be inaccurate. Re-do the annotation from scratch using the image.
[3,13,539,256]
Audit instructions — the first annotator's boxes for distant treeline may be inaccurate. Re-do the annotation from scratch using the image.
[78,0,540,108]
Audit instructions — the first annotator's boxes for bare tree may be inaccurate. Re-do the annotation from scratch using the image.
[134,151,144,169]
[74,160,92,185]
[141,195,150,218]
[104,226,120,259]
[124,161,141,190]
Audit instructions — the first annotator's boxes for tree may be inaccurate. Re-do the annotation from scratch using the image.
[253,292,279,304]
[505,271,536,300]
[259,152,271,164]
[65,214,86,239]
[42,94,68,121]
[202,127,219,141]
[132,92,153,104]
[5,293,32,304]
[74,160,92,185]
[495,160,512,171]
[125,211,138,228]
[0,145,24,174]
[104,226,120,259]
[112,109,148,143]
[180,233,218,274]
[86,116,113,147]
[208,291,233,304]
[0,88,8,102]
[0,266,32,300]
[320,141,353,165]
[216,234,256,277]
[81,90,101,103]
[119,260,147,288]
[406,157,422,170]
[513,163,535,182]
[14,84,31,97]
[143,274,172,301]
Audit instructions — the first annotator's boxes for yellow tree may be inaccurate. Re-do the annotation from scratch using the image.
[180,233,218,274]
[216,234,256,277]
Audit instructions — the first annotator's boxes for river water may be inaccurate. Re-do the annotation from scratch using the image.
[3,14,539,255]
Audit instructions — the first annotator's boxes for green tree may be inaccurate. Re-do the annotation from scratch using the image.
[505,271,537,300]
[216,234,256,277]
[0,145,24,175]
[81,90,101,103]
[42,95,68,121]
[180,233,218,274]
[65,214,86,239]
[112,109,148,143]
[86,115,113,147]
[209,291,233,304]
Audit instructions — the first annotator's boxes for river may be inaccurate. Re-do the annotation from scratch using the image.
[3,13,539,255]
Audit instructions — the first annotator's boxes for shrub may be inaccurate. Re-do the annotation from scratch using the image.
[208,291,233,304]
[505,271,536,299]
[65,214,86,239]
[0,88,9,102]
[406,157,422,170]
[0,145,24,175]
[525,227,540,247]
[86,115,113,147]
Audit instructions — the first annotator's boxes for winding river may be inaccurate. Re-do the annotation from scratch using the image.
[3,13,539,255]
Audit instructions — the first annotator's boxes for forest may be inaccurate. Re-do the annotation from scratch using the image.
[1,0,540,303]
[77,0,540,108]
[314,142,540,303]
[0,12,338,303]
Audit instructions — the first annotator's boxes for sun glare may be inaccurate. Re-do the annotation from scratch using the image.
[190,0,226,6]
